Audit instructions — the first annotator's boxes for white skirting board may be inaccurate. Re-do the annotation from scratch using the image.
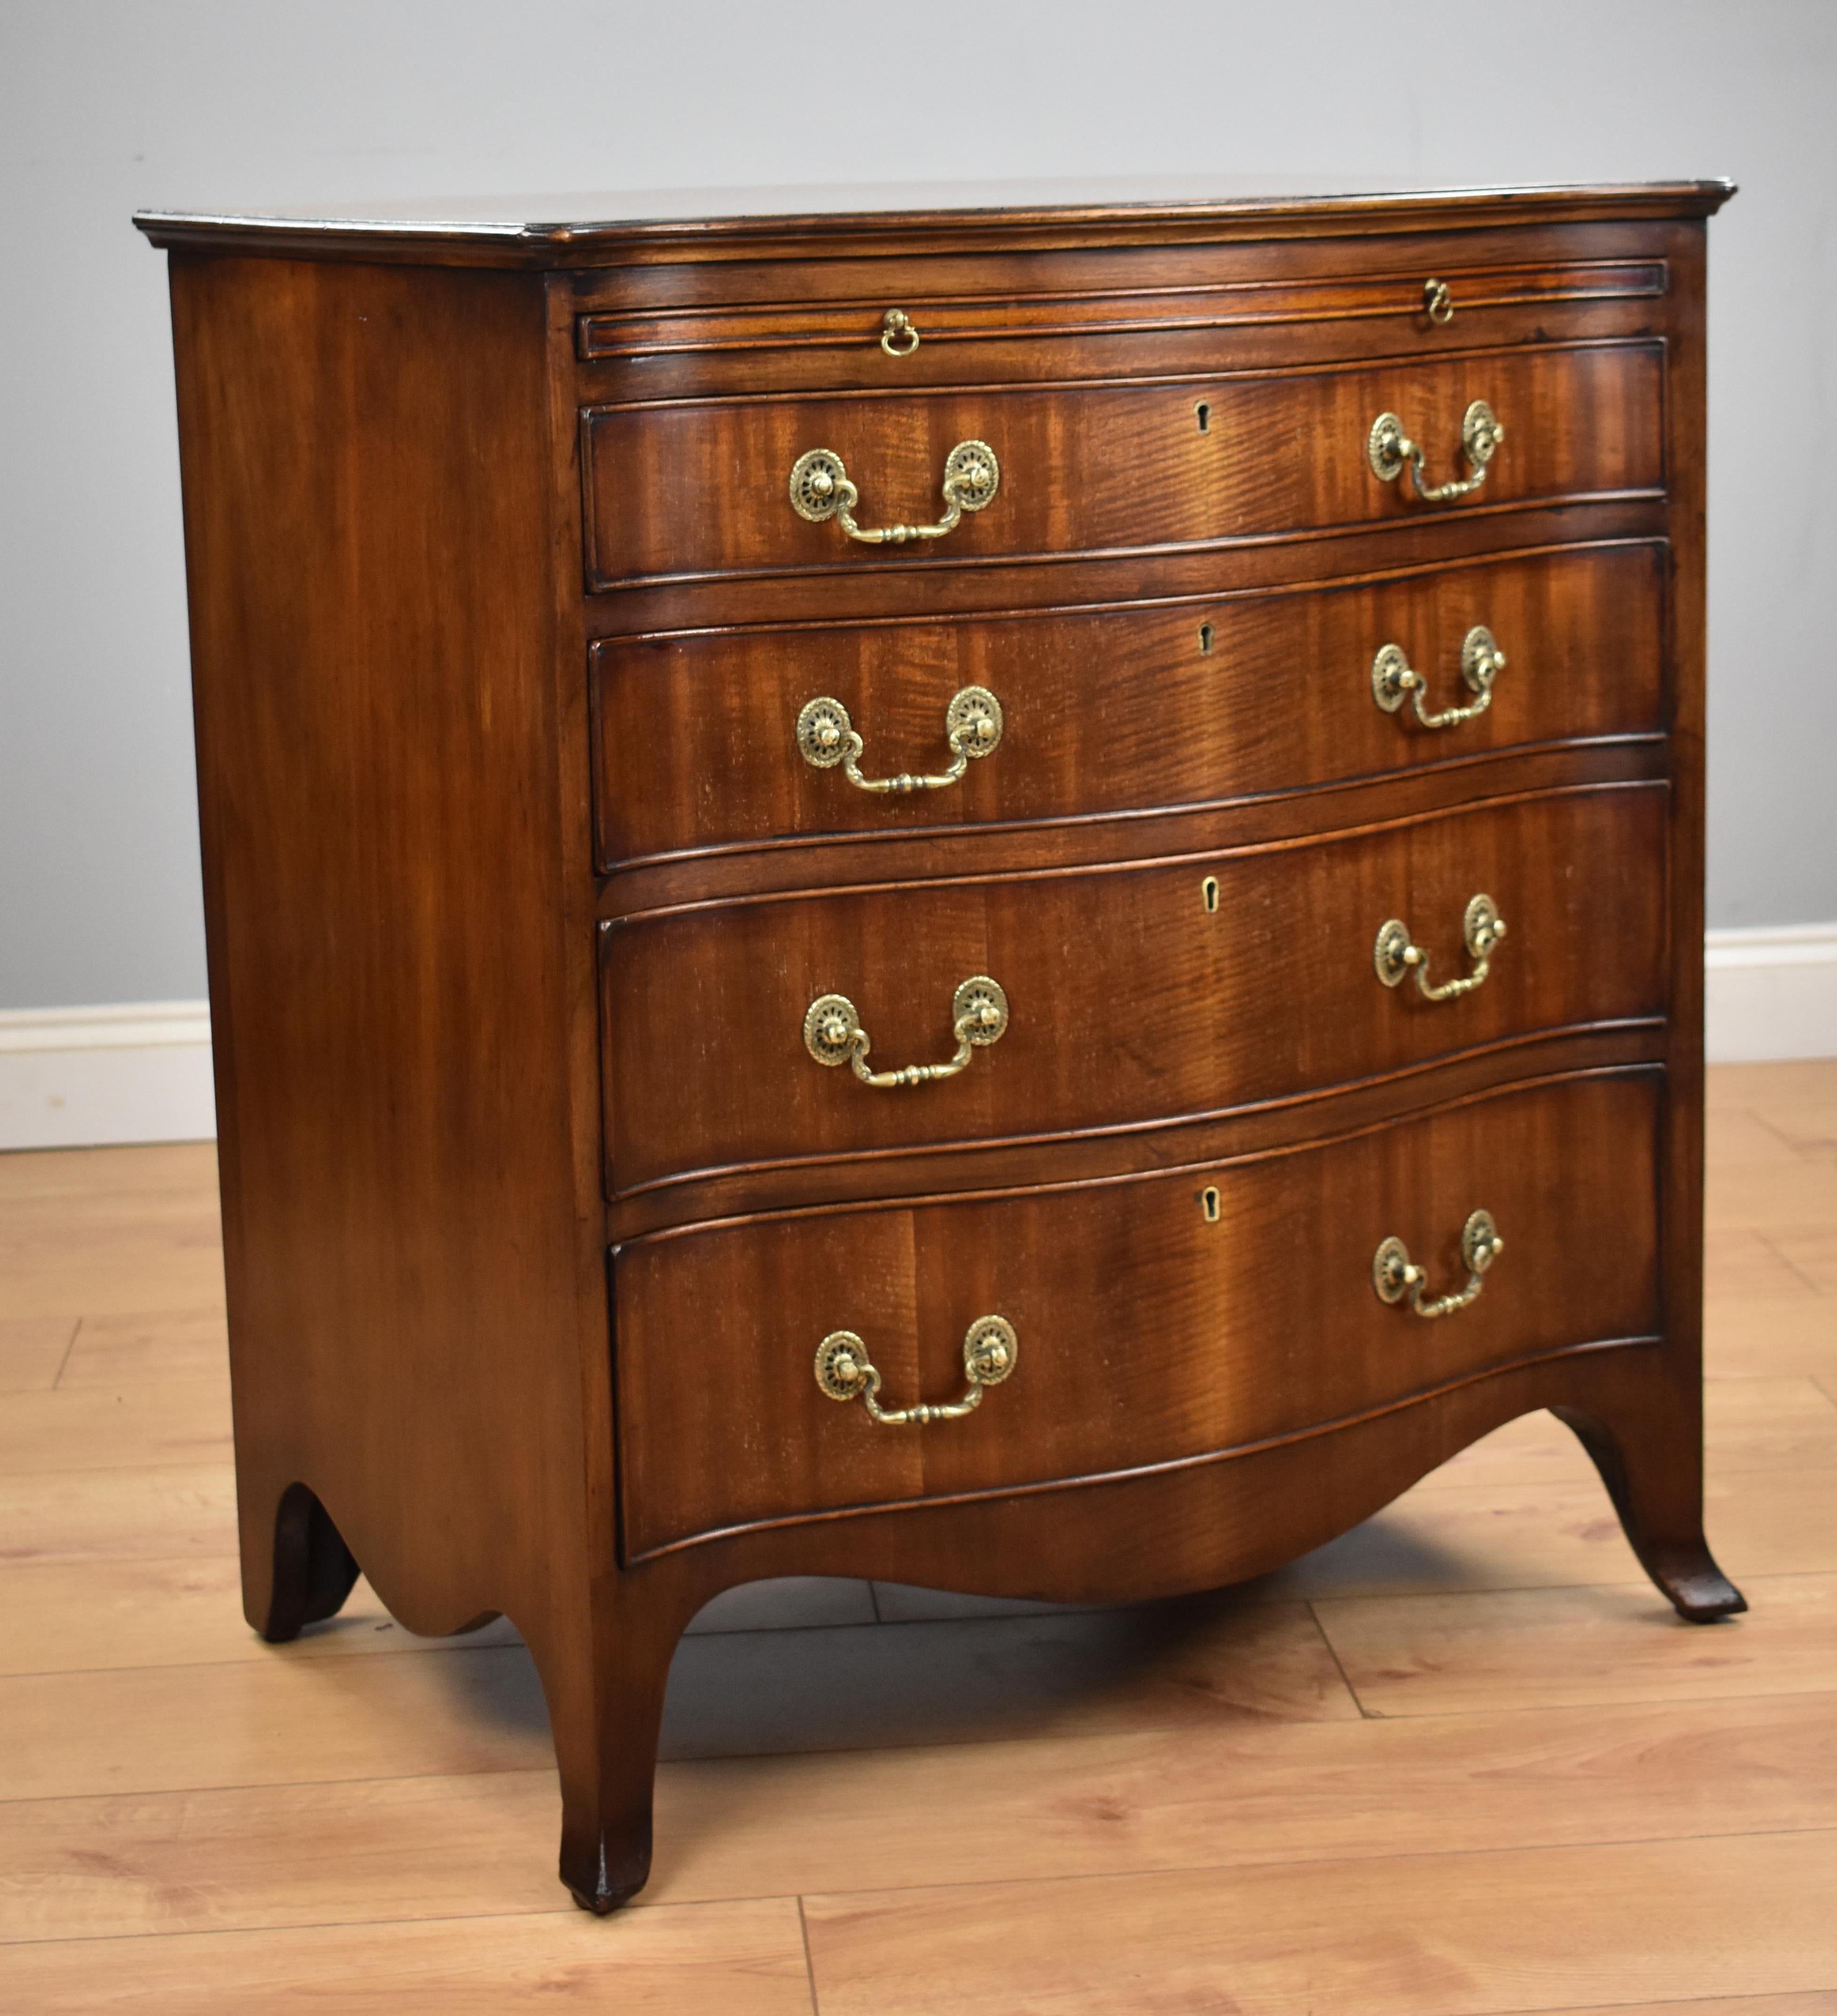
[0,1002,216,1149]
[2,928,1834,1149]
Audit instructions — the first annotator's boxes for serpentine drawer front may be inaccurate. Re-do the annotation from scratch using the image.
[140,180,1738,1916]
[599,781,1668,1196]
[589,540,1665,868]
[583,341,1663,587]
[612,1070,1662,1559]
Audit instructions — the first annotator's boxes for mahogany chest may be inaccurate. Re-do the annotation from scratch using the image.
[136,178,1741,1910]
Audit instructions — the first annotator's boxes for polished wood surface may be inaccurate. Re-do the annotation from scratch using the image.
[590,541,1664,869]
[601,785,1667,1195]
[136,182,1734,1915]
[584,340,1663,588]
[0,1065,1829,2007]
[615,1070,1663,1557]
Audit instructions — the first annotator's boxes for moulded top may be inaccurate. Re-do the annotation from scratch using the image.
[132,175,1737,268]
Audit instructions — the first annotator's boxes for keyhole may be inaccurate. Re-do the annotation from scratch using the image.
[1199,1186,1221,1223]
[1194,401,1211,433]
[1201,875,1220,914]
[1198,622,1214,655]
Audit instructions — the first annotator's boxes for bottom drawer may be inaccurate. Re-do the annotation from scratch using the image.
[613,1070,1663,1560]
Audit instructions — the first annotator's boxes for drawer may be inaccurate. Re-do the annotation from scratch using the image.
[599,782,1667,1197]
[577,254,1667,397]
[590,542,1664,870]
[582,340,1663,589]
[613,1069,1663,1558]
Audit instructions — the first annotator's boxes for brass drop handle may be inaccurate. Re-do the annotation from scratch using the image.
[1371,626,1505,729]
[1373,1210,1503,1319]
[796,686,1003,794]
[1368,399,1503,502]
[788,440,1000,545]
[816,1316,1018,1424]
[804,975,1008,1087]
[1375,894,1506,1002]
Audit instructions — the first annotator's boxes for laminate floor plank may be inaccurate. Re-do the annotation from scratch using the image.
[0,1561,522,1677]
[0,1190,226,1321]
[659,1593,1357,1758]
[0,1142,218,1204]
[1705,1061,1837,1110]
[0,1463,237,1566]
[1529,2000,1837,2016]
[1703,1225,1823,1300]
[1251,1464,1837,1602]
[1750,1099,1837,1162]
[0,1315,75,1393]
[0,1594,1355,1804]
[1313,1571,1837,1715]
[0,1376,232,1475]
[56,1309,230,1387]
[1768,1224,1837,1294]
[1415,1377,1837,1492]
[1704,1297,1837,1381]
[6,1692,1834,1943]
[799,1830,1837,2016]
[0,1898,816,2016]
[0,1645,556,1801]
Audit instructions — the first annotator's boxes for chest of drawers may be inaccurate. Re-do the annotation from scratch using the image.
[137,178,1742,1912]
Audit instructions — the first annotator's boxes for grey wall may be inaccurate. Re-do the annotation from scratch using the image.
[3,0,1832,1010]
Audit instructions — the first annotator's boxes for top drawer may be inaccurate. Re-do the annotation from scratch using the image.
[582,340,1663,590]
[577,256,1667,396]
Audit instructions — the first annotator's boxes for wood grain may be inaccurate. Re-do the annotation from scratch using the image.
[1315,1570,1837,1715]
[616,1071,1663,1555]
[0,1562,521,1677]
[603,786,1668,1195]
[5,1692,1833,1943]
[56,1309,229,1387]
[799,1831,1837,2014]
[0,1377,231,1474]
[584,340,1664,587]
[0,1464,236,1566]
[591,542,1663,870]
[0,1316,75,1392]
[1258,1463,1837,1601]
[0,1900,816,2016]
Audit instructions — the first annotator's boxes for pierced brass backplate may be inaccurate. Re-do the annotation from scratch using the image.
[788,448,850,522]
[814,1316,1018,1425]
[951,975,1010,1046]
[1373,1209,1503,1319]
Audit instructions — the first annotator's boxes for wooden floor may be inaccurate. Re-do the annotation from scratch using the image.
[3,1062,1836,2012]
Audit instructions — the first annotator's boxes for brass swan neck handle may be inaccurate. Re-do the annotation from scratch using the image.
[804,976,1008,1088]
[796,686,1003,794]
[1373,1211,1503,1319]
[788,440,1000,545]
[815,1317,1018,1425]
[1375,894,1507,1002]
[1371,626,1505,729]
[1368,400,1502,503]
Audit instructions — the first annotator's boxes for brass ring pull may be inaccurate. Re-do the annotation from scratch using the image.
[1371,626,1505,729]
[1375,894,1507,1001]
[796,686,1003,793]
[1368,400,1502,502]
[815,1316,1018,1424]
[880,308,920,356]
[788,440,999,545]
[1423,278,1455,325]
[1373,1210,1503,1319]
[804,975,1008,1087]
